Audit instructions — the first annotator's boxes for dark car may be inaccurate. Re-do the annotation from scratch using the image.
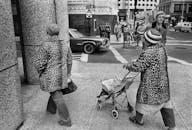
[69,29,110,54]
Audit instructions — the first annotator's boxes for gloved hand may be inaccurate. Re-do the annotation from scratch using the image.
[123,63,132,70]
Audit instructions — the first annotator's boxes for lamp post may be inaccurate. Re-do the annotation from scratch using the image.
[181,0,184,22]
[86,9,92,36]
[134,0,137,26]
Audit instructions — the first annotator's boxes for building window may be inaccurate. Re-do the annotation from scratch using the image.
[143,4,145,6]
[138,4,141,6]
[189,4,192,12]
[174,4,186,13]
[151,4,153,6]
[130,3,132,6]
[151,0,153,1]
[155,0,157,2]
[118,3,120,6]
[146,4,148,6]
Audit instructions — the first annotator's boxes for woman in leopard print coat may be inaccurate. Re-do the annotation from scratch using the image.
[124,29,176,130]
[33,24,72,127]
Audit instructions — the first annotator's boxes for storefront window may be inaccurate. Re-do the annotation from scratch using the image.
[174,4,186,13]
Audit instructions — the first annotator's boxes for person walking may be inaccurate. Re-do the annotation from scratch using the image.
[123,29,176,130]
[114,22,122,41]
[105,23,111,40]
[122,24,130,48]
[33,24,72,127]
[146,11,167,46]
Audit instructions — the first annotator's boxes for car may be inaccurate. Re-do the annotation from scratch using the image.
[173,22,192,32]
[69,28,110,54]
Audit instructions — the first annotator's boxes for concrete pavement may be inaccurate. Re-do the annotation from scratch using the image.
[18,60,192,130]
[17,35,192,130]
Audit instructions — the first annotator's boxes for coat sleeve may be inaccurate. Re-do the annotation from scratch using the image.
[33,43,48,75]
[128,51,152,72]
[67,47,72,75]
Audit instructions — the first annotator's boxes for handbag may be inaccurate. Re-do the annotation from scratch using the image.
[61,79,77,95]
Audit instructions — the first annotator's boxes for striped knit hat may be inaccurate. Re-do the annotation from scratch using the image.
[144,29,162,44]
[155,11,165,19]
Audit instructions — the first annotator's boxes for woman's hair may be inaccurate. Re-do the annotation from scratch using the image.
[46,24,60,36]
[152,21,167,29]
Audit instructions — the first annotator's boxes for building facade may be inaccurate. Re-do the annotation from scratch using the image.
[117,0,159,20]
[68,0,118,35]
[159,0,192,22]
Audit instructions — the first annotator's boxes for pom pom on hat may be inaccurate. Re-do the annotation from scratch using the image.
[144,29,162,44]
[46,24,60,36]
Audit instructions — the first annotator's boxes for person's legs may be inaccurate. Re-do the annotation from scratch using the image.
[129,111,144,125]
[51,90,72,126]
[160,108,176,129]
[160,101,176,130]
[46,94,57,114]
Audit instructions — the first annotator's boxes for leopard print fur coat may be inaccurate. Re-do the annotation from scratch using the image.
[128,45,170,105]
[33,38,72,92]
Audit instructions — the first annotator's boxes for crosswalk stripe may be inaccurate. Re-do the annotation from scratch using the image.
[72,54,81,60]
[72,53,88,62]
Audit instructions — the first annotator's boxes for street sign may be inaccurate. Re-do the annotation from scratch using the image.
[86,10,92,18]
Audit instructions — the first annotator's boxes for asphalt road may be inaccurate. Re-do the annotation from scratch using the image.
[87,31,192,64]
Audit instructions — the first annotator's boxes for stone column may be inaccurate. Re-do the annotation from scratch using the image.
[19,0,55,84]
[0,0,24,129]
[55,0,70,46]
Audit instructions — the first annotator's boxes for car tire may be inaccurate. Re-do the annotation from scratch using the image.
[83,43,95,54]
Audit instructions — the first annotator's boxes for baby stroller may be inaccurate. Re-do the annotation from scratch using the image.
[96,71,139,119]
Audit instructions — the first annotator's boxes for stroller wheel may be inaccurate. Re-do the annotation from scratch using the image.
[96,102,102,110]
[112,109,119,119]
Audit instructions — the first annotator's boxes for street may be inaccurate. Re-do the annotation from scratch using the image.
[80,31,192,65]
[18,30,192,130]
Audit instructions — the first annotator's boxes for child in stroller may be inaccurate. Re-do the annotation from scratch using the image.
[96,71,139,119]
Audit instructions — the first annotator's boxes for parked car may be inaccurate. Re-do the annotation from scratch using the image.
[69,28,110,54]
[174,22,192,32]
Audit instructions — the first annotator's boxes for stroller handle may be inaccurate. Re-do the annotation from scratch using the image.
[121,71,131,81]
[122,71,139,81]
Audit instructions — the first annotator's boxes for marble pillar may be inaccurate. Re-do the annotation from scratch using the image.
[55,0,70,46]
[0,0,24,129]
[19,0,55,84]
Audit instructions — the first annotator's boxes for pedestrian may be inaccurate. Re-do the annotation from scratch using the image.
[99,24,106,37]
[123,29,176,130]
[134,15,146,48]
[146,11,167,45]
[114,22,122,41]
[122,24,130,48]
[105,23,111,40]
[33,24,72,127]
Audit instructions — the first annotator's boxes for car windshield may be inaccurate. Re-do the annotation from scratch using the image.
[69,29,85,38]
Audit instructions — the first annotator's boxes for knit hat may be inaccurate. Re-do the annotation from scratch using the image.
[155,11,165,19]
[144,29,162,44]
[46,24,60,36]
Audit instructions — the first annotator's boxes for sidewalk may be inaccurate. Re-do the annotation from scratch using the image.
[18,56,192,130]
